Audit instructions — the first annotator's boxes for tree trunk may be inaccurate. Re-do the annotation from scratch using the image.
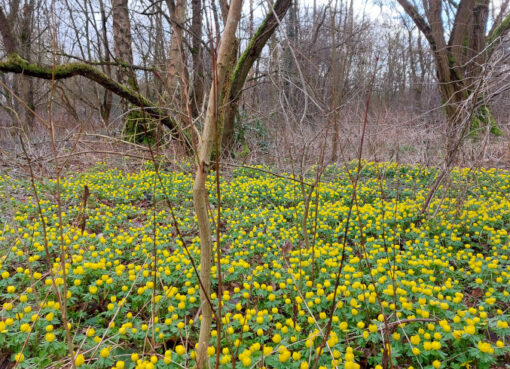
[330,0,352,162]
[0,2,35,129]
[112,0,151,142]
[220,0,293,154]
[397,0,510,162]
[166,0,188,124]
[112,0,136,88]
[99,0,112,125]
[191,0,204,116]
[283,0,297,101]
[193,1,243,368]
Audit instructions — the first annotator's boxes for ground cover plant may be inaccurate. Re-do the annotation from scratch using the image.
[0,161,509,369]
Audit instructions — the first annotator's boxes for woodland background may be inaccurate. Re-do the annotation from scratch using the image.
[0,0,510,169]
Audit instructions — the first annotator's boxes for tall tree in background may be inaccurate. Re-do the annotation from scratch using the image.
[191,0,204,116]
[0,0,35,128]
[112,0,145,140]
[220,0,293,153]
[396,0,510,160]
[99,0,113,125]
[165,0,188,124]
[330,0,354,162]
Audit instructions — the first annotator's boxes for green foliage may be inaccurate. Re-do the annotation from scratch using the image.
[123,109,157,144]
[471,105,502,137]
[0,162,509,368]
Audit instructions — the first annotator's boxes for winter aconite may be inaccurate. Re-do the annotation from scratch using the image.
[0,162,508,368]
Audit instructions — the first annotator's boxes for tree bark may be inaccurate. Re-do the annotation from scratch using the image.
[112,0,137,88]
[0,6,16,54]
[99,0,113,125]
[220,0,292,154]
[166,0,188,123]
[0,2,35,128]
[193,0,243,367]
[191,0,204,116]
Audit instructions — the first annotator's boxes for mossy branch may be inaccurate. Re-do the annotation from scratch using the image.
[229,0,292,102]
[0,53,187,143]
[487,13,510,51]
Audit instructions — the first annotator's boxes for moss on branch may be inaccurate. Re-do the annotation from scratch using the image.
[0,53,188,145]
[230,0,292,101]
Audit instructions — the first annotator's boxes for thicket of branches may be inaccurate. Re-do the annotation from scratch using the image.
[0,0,509,166]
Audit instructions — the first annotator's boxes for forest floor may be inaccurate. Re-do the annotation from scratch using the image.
[0,160,509,369]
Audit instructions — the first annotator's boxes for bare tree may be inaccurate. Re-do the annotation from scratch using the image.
[396,0,510,160]
[193,1,243,367]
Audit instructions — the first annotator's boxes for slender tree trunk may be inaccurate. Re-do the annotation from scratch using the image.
[283,0,297,102]
[191,0,204,116]
[330,2,340,162]
[99,0,112,125]
[21,2,34,128]
[220,0,292,154]
[330,0,352,162]
[193,1,243,368]
[112,0,148,141]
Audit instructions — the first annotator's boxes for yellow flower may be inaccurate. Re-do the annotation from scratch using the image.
[432,360,441,369]
[278,350,291,363]
[45,333,56,342]
[100,347,110,358]
[14,353,24,363]
[497,320,508,329]
[263,346,272,356]
[75,354,85,366]
[175,345,186,355]
[272,333,282,344]
[477,341,494,354]
[241,356,251,367]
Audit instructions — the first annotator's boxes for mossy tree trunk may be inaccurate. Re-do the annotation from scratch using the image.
[219,0,292,155]
[191,0,204,116]
[112,0,152,142]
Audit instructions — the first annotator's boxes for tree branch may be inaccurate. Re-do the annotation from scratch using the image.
[396,0,437,51]
[0,53,187,142]
[229,0,292,102]
[487,12,510,46]
[54,52,156,72]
